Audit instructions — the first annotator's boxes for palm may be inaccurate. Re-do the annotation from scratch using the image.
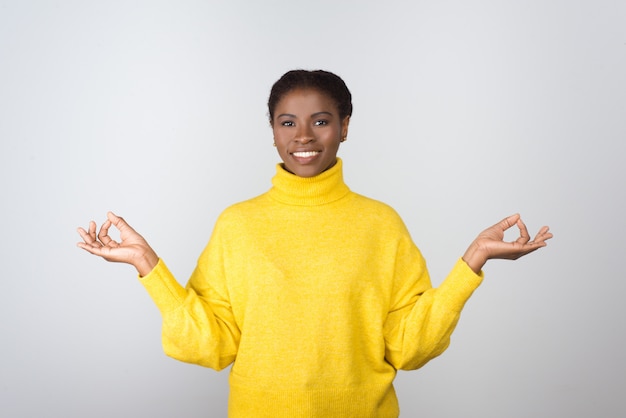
[77,212,158,273]
[463,214,552,272]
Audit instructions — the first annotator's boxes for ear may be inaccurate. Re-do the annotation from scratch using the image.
[341,116,350,139]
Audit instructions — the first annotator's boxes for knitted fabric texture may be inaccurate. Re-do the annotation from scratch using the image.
[140,158,483,417]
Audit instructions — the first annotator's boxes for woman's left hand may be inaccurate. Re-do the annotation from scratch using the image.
[462,214,553,273]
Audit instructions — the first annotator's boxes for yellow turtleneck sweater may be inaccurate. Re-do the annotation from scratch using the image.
[140,159,483,417]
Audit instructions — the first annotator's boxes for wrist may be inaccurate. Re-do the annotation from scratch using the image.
[135,251,159,277]
[462,243,487,274]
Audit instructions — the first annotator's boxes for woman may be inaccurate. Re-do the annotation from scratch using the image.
[77,70,552,417]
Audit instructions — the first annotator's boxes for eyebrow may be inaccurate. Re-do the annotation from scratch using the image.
[277,111,334,119]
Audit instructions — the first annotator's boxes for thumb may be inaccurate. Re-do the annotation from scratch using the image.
[498,213,521,231]
[107,211,133,233]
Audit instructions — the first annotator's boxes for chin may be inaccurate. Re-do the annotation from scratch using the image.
[283,157,337,178]
[293,168,320,178]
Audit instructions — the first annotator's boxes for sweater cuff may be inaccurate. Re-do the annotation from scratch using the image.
[138,258,187,314]
[437,258,484,312]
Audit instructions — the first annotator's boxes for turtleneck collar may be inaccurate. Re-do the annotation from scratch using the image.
[267,158,351,206]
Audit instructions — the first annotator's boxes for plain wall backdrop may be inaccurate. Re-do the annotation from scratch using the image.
[1,0,625,417]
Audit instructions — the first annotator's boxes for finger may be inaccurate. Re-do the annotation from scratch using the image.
[79,227,120,249]
[76,241,109,256]
[107,211,124,228]
[77,224,97,244]
[97,219,113,245]
[88,220,97,238]
[76,232,105,250]
[77,226,87,239]
[515,218,531,245]
[497,213,521,231]
[76,241,99,253]
[532,226,553,244]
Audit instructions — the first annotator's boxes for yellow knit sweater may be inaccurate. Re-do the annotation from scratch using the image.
[140,159,483,417]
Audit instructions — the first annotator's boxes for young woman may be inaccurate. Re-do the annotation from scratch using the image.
[77,70,552,417]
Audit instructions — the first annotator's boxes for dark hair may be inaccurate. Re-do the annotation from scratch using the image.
[268,69,353,123]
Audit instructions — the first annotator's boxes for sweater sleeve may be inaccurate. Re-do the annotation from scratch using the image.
[139,234,240,371]
[383,235,483,371]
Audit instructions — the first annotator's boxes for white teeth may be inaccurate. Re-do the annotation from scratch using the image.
[293,151,319,158]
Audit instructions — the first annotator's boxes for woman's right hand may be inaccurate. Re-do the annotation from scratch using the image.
[77,211,159,276]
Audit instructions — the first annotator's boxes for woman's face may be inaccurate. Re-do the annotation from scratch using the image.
[271,88,350,178]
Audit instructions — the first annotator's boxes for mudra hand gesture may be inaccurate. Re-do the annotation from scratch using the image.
[462,213,553,273]
[78,212,551,276]
[77,211,159,276]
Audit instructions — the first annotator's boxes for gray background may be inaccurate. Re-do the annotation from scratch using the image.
[1,0,625,417]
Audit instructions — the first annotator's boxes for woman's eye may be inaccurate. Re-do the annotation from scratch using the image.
[314,120,328,126]
[281,121,295,127]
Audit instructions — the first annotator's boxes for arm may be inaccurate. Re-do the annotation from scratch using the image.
[384,214,552,370]
[77,212,240,370]
[384,255,483,371]
[139,258,240,370]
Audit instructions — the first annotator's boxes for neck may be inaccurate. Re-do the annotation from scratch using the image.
[268,158,350,206]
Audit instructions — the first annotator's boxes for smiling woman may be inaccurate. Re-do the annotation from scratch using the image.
[270,70,351,178]
[272,88,348,177]
[77,69,552,418]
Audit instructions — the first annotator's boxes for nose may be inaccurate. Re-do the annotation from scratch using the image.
[295,124,314,143]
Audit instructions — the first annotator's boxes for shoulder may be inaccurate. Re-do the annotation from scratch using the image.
[347,191,409,231]
[213,193,270,225]
[351,192,397,211]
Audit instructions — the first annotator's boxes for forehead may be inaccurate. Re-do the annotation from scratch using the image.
[275,88,338,114]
